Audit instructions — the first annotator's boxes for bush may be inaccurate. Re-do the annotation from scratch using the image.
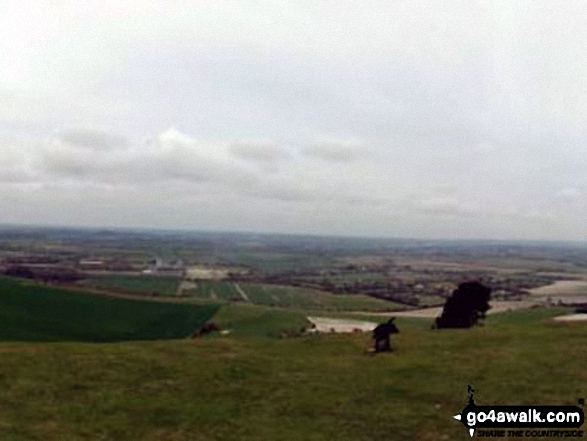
[434,281,491,329]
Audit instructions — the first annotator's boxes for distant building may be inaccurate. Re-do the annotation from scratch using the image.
[143,258,186,277]
[78,259,106,270]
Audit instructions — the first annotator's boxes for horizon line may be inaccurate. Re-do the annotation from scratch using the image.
[1,222,586,246]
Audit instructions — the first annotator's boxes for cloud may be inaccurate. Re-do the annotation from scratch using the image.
[550,187,586,216]
[55,129,128,150]
[2,127,393,209]
[555,187,582,201]
[0,165,38,184]
[240,183,318,203]
[40,135,132,181]
[429,185,459,196]
[413,197,477,218]
[4,1,587,238]
[0,136,43,184]
[303,139,369,162]
[37,128,259,185]
[229,139,288,164]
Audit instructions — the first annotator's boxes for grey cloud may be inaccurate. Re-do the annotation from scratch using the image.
[238,177,389,205]
[413,197,474,217]
[41,142,130,181]
[229,140,287,163]
[337,195,387,206]
[555,187,583,202]
[303,139,368,162]
[429,185,459,196]
[241,185,318,203]
[39,129,265,188]
[5,1,587,239]
[0,166,38,183]
[55,129,128,150]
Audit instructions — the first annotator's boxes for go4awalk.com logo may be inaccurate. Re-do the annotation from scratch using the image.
[453,386,585,438]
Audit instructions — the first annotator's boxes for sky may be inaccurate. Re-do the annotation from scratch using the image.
[2,1,587,240]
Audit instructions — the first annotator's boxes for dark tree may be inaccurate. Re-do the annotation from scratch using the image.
[372,318,399,352]
[434,281,491,329]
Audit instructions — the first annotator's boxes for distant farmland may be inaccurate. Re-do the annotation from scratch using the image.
[76,275,405,312]
[78,274,180,297]
[184,281,405,311]
[0,276,218,342]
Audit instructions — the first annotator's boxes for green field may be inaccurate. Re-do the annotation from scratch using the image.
[186,281,243,301]
[0,276,218,342]
[185,282,405,311]
[0,307,583,440]
[213,303,310,338]
[299,272,389,283]
[78,274,180,296]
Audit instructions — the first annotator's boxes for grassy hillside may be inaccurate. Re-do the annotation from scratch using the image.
[0,308,583,440]
[212,303,310,338]
[0,276,218,342]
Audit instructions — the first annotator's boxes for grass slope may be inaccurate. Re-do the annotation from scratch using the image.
[0,276,219,342]
[212,303,310,338]
[0,308,583,440]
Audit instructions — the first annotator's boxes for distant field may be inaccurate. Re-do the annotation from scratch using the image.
[415,295,446,307]
[78,274,180,296]
[185,280,243,301]
[219,251,336,274]
[530,280,587,297]
[299,272,389,283]
[185,281,405,311]
[0,276,219,342]
[528,279,587,305]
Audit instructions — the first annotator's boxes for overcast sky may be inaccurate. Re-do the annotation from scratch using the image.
[2,1,587,240]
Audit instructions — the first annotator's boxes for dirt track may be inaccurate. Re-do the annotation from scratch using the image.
[307,316,378,333]
[553,314,587,322]
[347,300,542,319]
[233,283,250,302]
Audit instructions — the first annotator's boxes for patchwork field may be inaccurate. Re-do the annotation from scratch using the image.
[184,281,243,301]
[0,276,218,342]
[0,308,582,440]
[78,274,181,297]
[184,281,405,311]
